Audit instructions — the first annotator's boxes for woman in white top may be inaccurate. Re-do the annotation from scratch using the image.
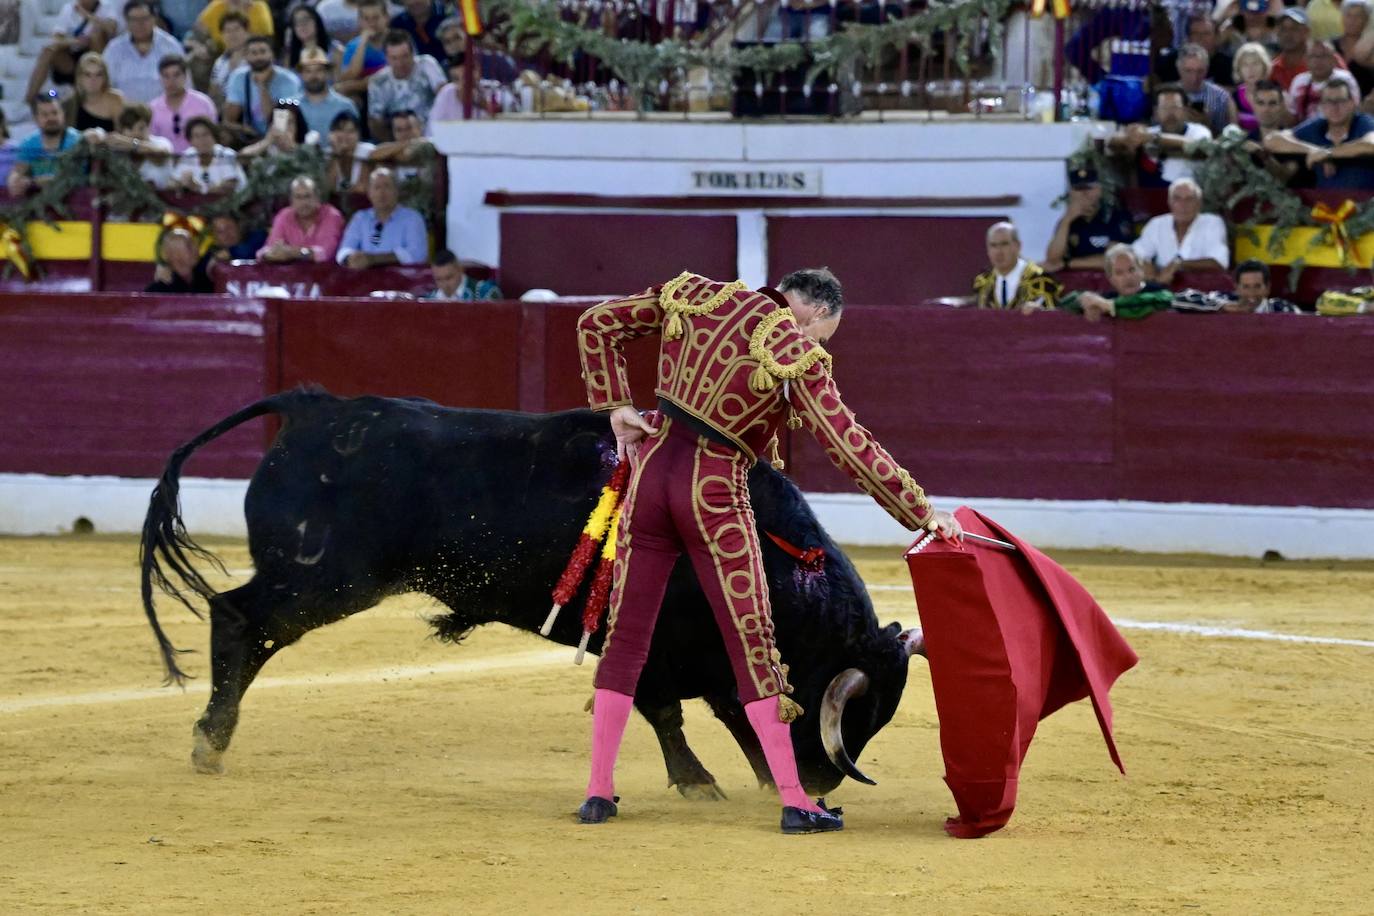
[1132,177,1230,286]
[239,100,320,158]
[171,117,247,194]
[324,110,374,193]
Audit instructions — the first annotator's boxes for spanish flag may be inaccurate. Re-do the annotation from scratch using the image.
[459,0,483,36]
[1030,0,1071,18]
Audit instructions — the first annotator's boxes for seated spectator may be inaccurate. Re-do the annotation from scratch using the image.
[259,176,345,262]
[89,103,175,189]
[367,30,445,140]
[1336,0,1374,99]
[1132,177,1230,285]
[392,0,446,62]
[1064,244,1175,322]
[1287,40,1362,122]
[424,249,502,301]
[196,0,274,50]
[428,56,470,127]
[1264,80,1374,187]
[240,100,312,158]
[337,0,392,104]
[1044,165,1135,273]
[336,167,428,268]
[1176,43,1239,134]
[435,15,465,70]
[170,117,246,193]
[207,212,266,262]
[150,54,217,154]
[102,0,184,104]
[972,222,1060,312]
[207,12,251,106]
[369,109,432,180]
[1243,78,1302,183]
[64,51,124,133]
[7,93,82,196]
[297,47,359,145]
[1218,0,1278,56]
[325,111,375,194]
[224,36,304,142]
[23,0,120,105]
[1232,41,1275,132]
[317,0,363,44]
[1220,259,1303,313]
[147,228,215,293]
[1160,14,1236,88]
[1269,7,1312,91]
[282,4,345,73]
[1109,84,1213,188]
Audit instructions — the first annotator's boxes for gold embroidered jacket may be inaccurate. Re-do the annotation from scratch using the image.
[972,262,1062,310]
[577,272,937,531]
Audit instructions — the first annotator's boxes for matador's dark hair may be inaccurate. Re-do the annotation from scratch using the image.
[778,267,844,315]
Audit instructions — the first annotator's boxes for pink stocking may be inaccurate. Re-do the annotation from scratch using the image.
[744,695,821,812]
[586,688,634,800]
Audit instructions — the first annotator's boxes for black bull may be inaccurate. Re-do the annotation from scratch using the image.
[141,390,921,796]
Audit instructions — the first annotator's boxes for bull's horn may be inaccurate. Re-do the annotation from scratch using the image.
[898,627,926,658]
[820,668,877,786]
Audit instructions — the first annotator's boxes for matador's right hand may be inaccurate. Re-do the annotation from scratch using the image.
[608,406,659,463]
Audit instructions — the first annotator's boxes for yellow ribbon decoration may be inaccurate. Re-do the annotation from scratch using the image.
[160,211,206,236]
[1311,199,1360,265]
[0,224,35,281]
[1030,0,1071,19]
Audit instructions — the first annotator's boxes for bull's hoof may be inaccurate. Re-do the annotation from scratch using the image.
[191,726,226,775]
[676,781,728,801]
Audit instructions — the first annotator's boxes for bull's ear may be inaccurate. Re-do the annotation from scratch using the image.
[881,621,902,637]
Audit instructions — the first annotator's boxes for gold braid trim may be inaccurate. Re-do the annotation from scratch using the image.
[747,308,833,393]
[897,468,936,529]
[660,271,748,341]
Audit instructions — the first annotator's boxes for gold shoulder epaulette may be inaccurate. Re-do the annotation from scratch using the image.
[747,308,832,393]
[660,271,748,341]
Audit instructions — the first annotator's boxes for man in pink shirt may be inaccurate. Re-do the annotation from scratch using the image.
[258,175,345,263]
[149,54,217,153]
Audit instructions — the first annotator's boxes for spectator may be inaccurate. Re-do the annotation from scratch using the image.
[1133,177,1230,285]
[1161,15,1236,88]
[1265,80,1374,187]
[435,14,465,70]
[1219,0,1279,55]
[88,102,175,188]
[1067,244,1175,322]
[972,222,1060,312]
[324,111,374,193]
[170,117,247,193]
[366,30,445,139]
[1044,165,1136,274]
[428,56,471,127]
[1221,259,1303,313]
[1177,43,1239,134]
[370,109,432,179]
[147,228,215,293]
[224,35,304,140]
[282,4,345,72]
[337,0,392,104]
[7,93,82,197]
[207,212,266,261]
[1270,7,1312,91]
[1244,79,1302,183]
[1109,84,1213,188]
[391,0,445,61]
[1309,0,1351,43]
[317,0,363,44]
[1337,1,1374,99]
[196,0,274,51]
[1288,40,1363,121]
[102,0,184,104]
[1064,2,1151,86]
[150,54,217,154]
[64,51,124,133]
[423,248,502,301]
[336,167,428,267]
[1232,42,1275,132]
[23,0,120,105]
[259,175,345,262]
[296,46,359,144]
[240,100,311,158]
[208,12,251,106]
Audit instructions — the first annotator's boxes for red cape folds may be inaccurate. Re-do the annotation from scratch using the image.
[904,507,1138,838]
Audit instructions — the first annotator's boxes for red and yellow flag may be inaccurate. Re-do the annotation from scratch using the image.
[459,0,483,36]
[1030,0,1071,18]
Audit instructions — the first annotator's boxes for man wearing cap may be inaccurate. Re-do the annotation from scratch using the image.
[1044,165,1136,274]
[1219,0,1279,56]
[296,46,358,144]
[1270,7,1314,91]
[973,222,1061,312]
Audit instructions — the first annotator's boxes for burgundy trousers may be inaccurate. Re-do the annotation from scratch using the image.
[594,416,787,702]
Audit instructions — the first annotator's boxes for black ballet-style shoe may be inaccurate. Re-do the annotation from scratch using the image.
[578,795,620,824]
[780,800,844,834]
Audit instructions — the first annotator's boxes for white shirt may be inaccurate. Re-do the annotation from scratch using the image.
[1150,122,1212,184]
[994,257,1030,307]
[54,0,122,37]
[1133,212,1230,270]
[103,29,184,103]
[137,133,175,189]
[172,144,247,193]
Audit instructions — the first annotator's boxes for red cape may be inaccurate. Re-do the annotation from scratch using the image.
[905,507,1138,838]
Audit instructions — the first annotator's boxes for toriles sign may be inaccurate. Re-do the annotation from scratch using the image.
[688,169,821,195]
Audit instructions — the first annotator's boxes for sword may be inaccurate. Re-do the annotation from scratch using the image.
[906,530,1018,556]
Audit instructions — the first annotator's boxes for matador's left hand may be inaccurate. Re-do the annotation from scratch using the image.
[608,405,659,462]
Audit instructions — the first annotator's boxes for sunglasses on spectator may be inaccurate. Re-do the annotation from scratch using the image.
[371,222,383,244]
[173,113,181,136]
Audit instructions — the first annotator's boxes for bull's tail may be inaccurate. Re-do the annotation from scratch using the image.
[139,392,303,686]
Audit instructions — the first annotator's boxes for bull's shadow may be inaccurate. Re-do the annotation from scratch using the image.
[142,390,919,796]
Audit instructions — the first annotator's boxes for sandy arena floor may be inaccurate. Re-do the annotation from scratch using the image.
[1,535,1371,914]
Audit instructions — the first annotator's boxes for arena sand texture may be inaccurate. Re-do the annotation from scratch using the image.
[1,535,1371,914]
